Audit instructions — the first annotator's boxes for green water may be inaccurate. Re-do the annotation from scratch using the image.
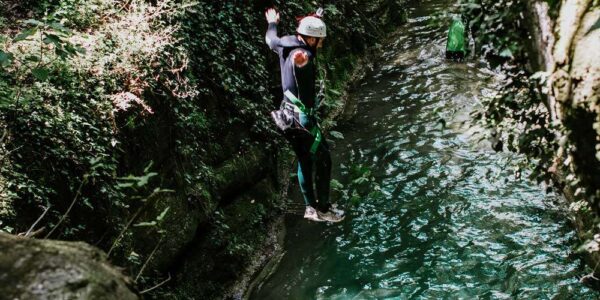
[251,0,594,298]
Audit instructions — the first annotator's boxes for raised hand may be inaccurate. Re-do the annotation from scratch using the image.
[265,8,280,24]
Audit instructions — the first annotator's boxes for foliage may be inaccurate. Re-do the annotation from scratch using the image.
[0,0,194,240]
[176,0,278,170]
[472,67,558,186]
[461,0,557,182]
[42,0,122,29]
[112,169,174,283]
[462,0,600,256]
[0,0,408,233]
[314,0,407,122]
[334,162,383,207]
[459,0,529,60]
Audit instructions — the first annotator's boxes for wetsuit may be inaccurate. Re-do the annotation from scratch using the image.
[266,22,332,212]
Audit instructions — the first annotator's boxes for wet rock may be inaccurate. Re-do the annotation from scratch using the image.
[552,0,592,66]
[0,233,138,300]
[569,8,600,109]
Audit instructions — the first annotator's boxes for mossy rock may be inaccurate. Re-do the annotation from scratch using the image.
[0,233,138,299]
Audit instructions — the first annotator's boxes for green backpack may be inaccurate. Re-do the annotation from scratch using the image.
[446,18,466,58]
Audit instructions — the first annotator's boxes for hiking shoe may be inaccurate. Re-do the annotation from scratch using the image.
[304,206,325,222]
[317,210,345,223]
[330,203,345,216]
[316,203,345,216]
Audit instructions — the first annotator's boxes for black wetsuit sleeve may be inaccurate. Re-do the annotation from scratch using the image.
[265,23,281,52]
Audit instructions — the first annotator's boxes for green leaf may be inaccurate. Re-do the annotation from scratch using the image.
[0,97,9,108]
[353,177,369,185]
[43,33,61,46]
[55,48,69,59]
[31,67,49,81]
[133,221,157,227]
[498,48,513,58]
[64,43,78,55]
[136,172,158,187]
[128,251,140,259]
[329,89,341,96]
[75,45,86,54]
[143,161,154,173]
[83,197,93,209]
[349,191,361,205]
[13,27,37,42]
[325,4,341,16]
[49,22,71,34]
[330,179,344,191]
[329,130,344,139]
[23,19,44,26]
[156,207,170,222]
[24,55,40,62]
[0,50,13,67]
[117,182,135,188]
[461,2,481,9]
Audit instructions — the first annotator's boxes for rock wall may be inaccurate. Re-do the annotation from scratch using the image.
[550,0,600,280]
[525,0,600,282]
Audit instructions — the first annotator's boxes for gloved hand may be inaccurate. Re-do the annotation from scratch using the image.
[292,50,309,67]
[265,8,280,24]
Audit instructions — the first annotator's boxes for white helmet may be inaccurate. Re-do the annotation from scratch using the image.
[297,16,326,38]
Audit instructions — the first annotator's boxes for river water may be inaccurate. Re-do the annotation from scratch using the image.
[251,0,594,298]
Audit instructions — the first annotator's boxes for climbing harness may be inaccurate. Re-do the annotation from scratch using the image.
[283,90,322,155]
[270,106,295,131]
[270,96,322,155]
[270,90,323,155]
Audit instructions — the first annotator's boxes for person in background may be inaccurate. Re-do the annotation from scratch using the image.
[446,15,467,60]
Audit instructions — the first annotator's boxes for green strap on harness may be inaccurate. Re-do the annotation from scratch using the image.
[284,90,322,155]
[310,126,322,154]
[284,90,314,116]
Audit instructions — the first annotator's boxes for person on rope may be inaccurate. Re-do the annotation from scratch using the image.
[265,7,344,222]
